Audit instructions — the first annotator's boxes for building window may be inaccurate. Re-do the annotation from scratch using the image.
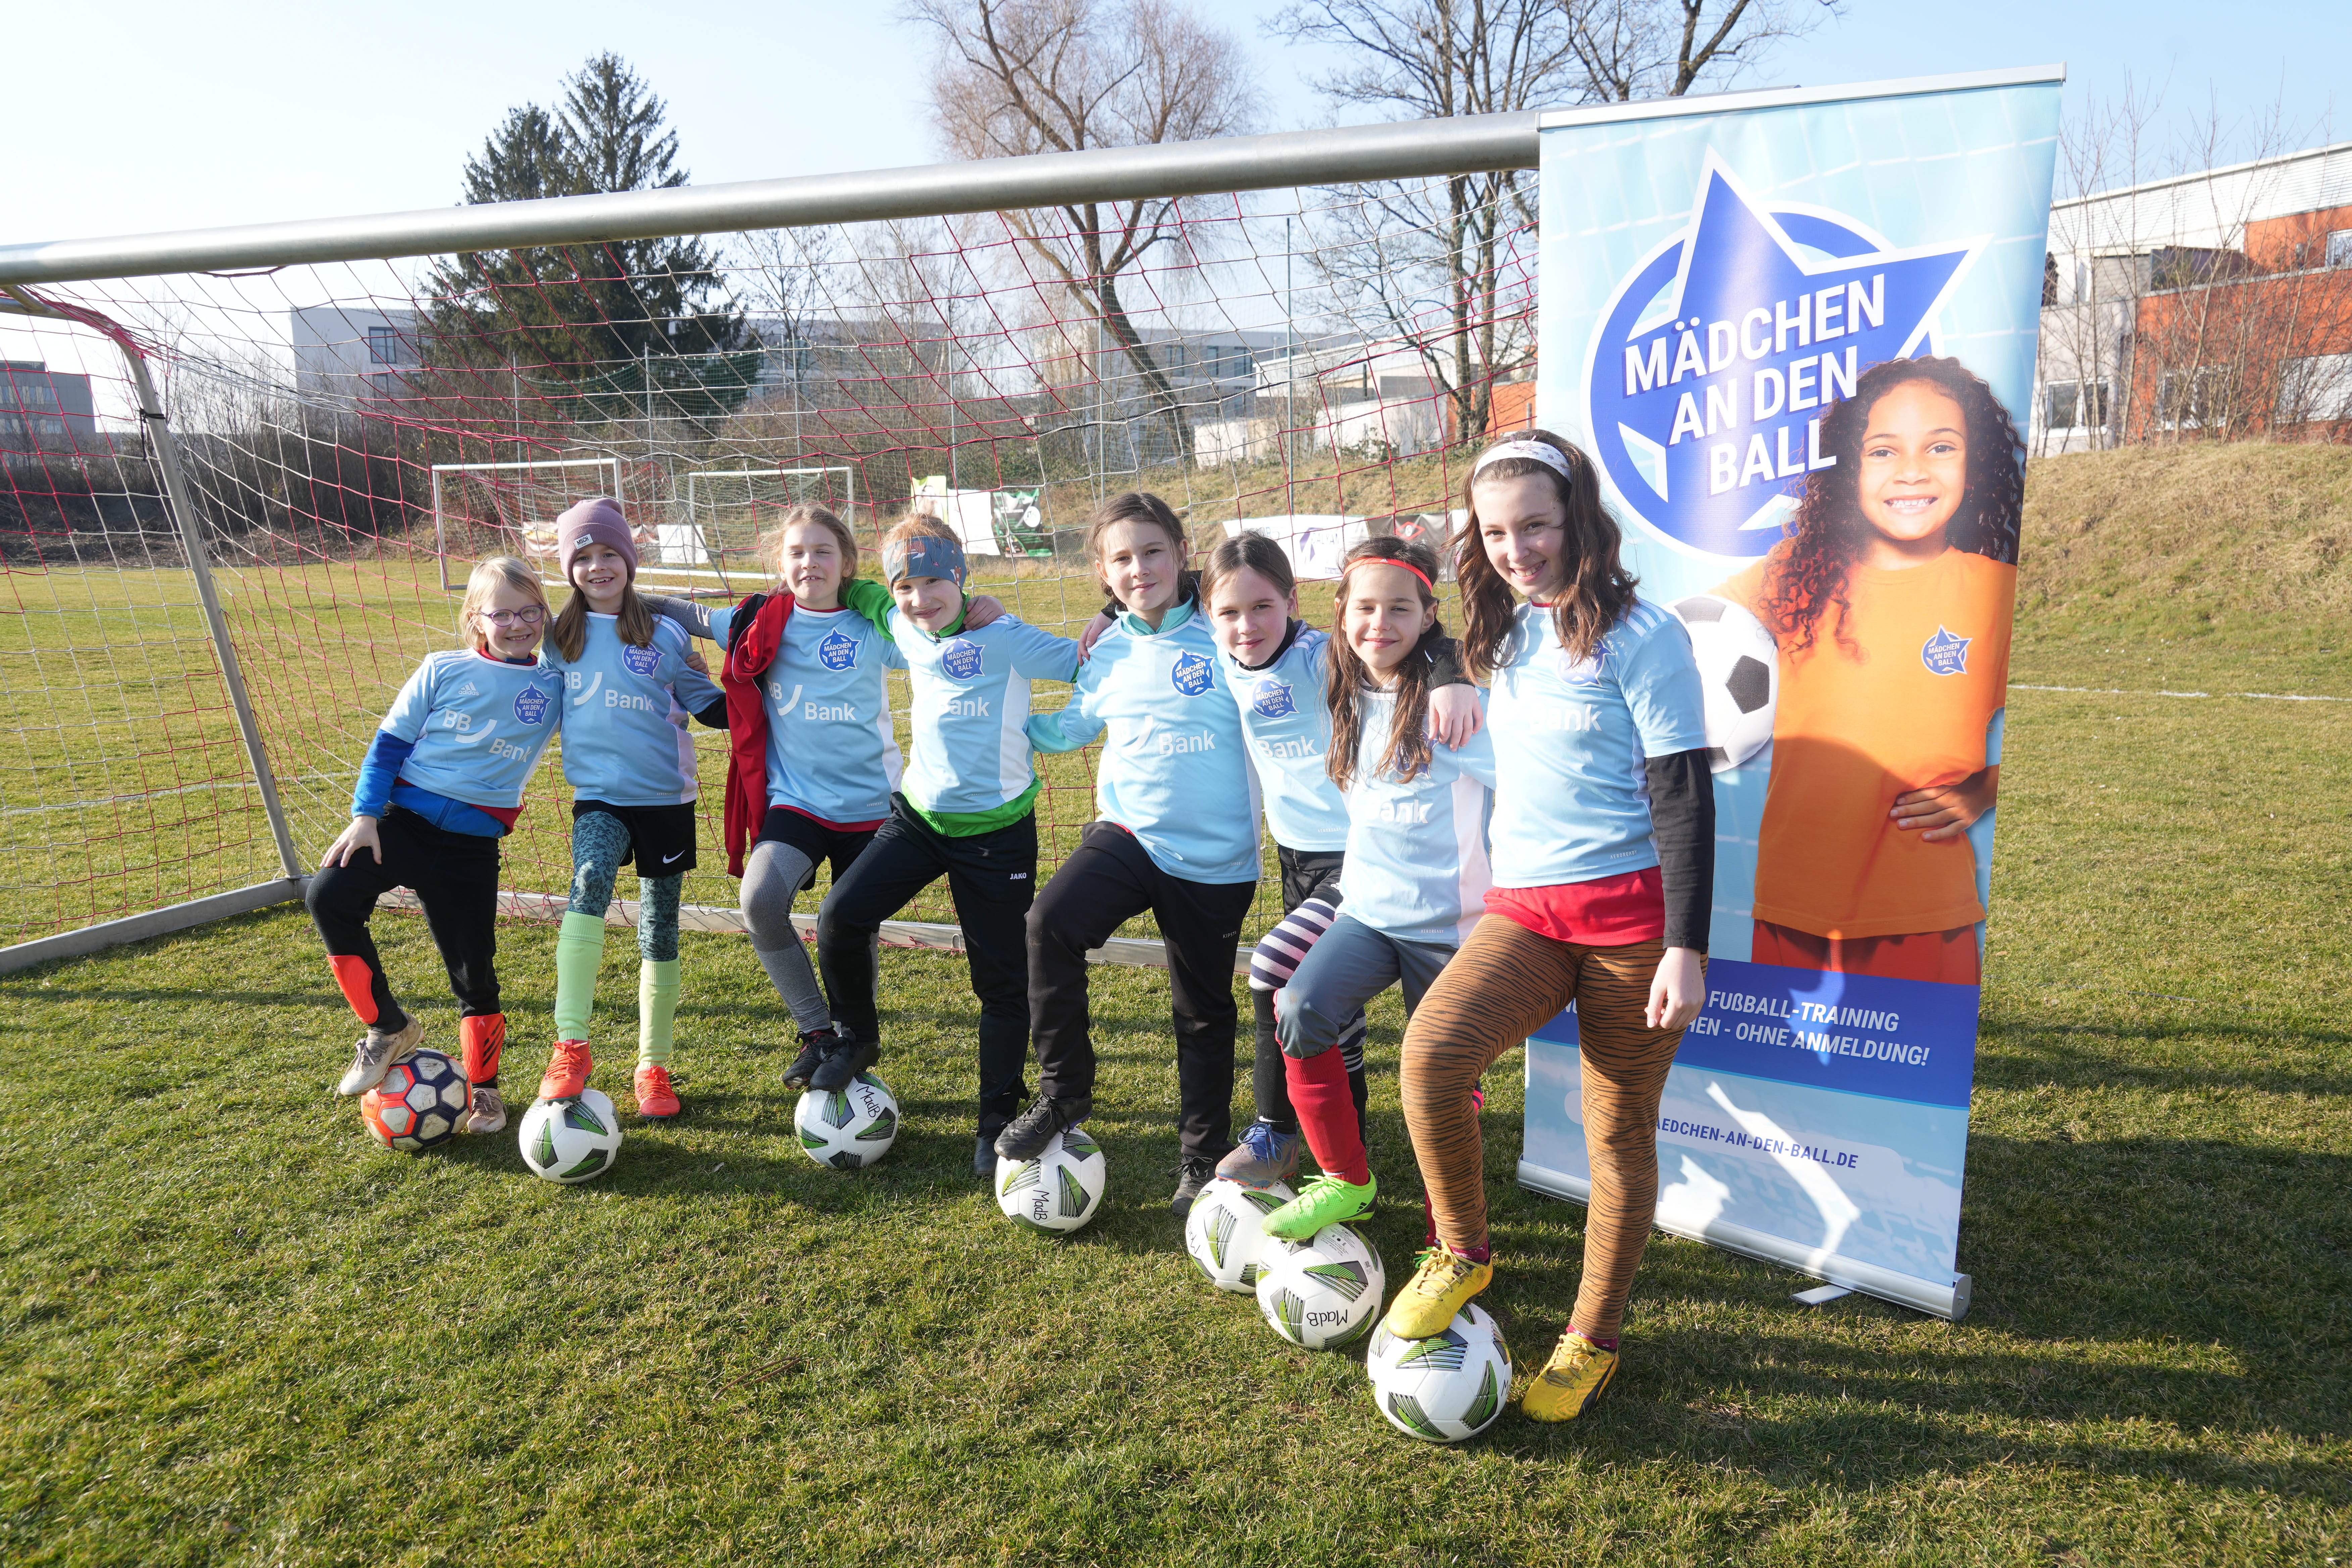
[2277,353,2352,423]
[367,324,410,365]
[2045,379,2109,430]
[2329,229,2352,269]
[2157,366,2233,428]
[1164,343,1186,376]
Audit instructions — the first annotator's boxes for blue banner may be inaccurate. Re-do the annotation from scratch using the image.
[1525,72,2062,1318]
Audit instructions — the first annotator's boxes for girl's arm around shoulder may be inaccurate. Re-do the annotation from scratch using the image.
[1023,648,1108,752]
[640,593,718,642]
[1442,716,1499,791]
[999,616,1082,683]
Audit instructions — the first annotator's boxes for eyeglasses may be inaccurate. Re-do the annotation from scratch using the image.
[476,606,546,627]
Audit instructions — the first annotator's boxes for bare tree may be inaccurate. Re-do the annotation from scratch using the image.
[1277,0,1834,442]
[908,0,1257,463]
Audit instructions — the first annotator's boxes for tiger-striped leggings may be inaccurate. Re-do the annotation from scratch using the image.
[1401,916,1692,1340]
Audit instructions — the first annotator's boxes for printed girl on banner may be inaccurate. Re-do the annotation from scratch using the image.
[1711,354,2019,986]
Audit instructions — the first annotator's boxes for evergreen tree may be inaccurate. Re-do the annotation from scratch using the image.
[425,55,755,421]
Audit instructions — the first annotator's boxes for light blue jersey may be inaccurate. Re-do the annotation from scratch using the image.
[1026,597,1262,884]
[1340,689,1498,947]
[1486,598,1708,888]
[708,601,908,825]
[890,610,1079,820]
[541,614,721,807]
[371,649,563,810]
[1225,626,1351,854]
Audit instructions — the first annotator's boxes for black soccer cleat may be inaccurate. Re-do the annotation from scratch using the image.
[974,1134,998,1181]
[1169,1154,1221,1220]
[782,1028,832,1092]
[808,1028,879,1092]
[993,1093,1093,1161]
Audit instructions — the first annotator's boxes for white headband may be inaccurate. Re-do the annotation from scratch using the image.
[1472,440,1574,481]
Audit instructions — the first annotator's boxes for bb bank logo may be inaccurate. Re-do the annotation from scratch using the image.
[1582,155,1983,558]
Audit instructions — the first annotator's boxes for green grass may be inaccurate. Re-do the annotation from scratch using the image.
[3,618,2348,1565]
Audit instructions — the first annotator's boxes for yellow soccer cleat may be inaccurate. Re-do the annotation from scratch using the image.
[1517,1329,1619,1422]
[1382,1245,1493,1339]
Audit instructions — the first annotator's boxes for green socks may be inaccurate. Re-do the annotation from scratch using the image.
[638,959,680,1067]
[553,911,607,1041]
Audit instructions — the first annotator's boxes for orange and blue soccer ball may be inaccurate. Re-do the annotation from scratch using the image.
[359,1049,469,1154]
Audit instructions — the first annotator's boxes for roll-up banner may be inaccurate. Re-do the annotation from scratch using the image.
[1521,68,2063,1321]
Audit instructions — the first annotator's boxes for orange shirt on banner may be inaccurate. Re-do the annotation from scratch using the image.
[1716,545,2014,941]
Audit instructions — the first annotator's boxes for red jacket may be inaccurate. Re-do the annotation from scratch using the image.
[719,591,793,875]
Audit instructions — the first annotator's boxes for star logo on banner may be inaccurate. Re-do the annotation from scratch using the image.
[1583,154,1984,558]
[1920,625,1971,676]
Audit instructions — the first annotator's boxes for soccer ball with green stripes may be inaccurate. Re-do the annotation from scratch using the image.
[793,1073,900,1170]
[994,1125,1107,1234]
[517,1089,624,1184]
[1256,1222,1385,1350]
[1365,1303,1512,1442]
[1183,1177,1296,1294]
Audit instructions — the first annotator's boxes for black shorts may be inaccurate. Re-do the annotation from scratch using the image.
[757,804,879,891]
[573,799,700,875]
[1276,843,1346,915]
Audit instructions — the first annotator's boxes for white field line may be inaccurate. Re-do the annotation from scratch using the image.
[2010,684,2349,702]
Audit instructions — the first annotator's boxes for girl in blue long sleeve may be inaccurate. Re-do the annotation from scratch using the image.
[1004,492,1261,1218]
[308,556,563,1134]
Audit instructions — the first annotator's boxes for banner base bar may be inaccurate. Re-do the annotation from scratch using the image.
[1516,1159,1973,1323]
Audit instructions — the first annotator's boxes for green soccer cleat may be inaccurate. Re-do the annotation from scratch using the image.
[1260,1171,1377,1240]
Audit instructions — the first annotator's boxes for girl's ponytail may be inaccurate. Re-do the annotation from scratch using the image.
[1325,535,1446,791]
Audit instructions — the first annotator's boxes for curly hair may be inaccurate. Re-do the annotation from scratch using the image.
[1454,430,1639,683]
[1325,535,1446,789]
[1758,355,2024,656]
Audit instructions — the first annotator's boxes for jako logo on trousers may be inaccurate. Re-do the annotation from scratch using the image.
[1581,153,1981,558]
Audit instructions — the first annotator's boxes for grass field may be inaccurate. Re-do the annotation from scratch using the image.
[2,446,2349,1564]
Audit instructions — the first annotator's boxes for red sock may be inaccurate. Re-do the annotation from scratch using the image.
[327,954,379,1025]
[1570,1324,1619,1352]
[1283,1049,1370,1186]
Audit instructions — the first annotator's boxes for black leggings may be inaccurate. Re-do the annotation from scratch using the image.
[1026,820,1255,1160]
[306,807,503,1033]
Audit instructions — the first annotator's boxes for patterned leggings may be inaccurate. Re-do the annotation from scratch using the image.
[1401,916,1691,1340]
[569,811,681,961]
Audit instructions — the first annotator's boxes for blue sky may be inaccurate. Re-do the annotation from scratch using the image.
[6,0,2344,246]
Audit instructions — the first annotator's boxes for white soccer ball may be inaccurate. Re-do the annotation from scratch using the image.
[1182,1177,1297,1293]
[793,1072,900,1170]
[994,1125,1108,1234]
[1256,1222,1386,1350]
[518,1089,624,1184]
[1365,1302,1514,1442]
[1670,593,1778,772]
[358,1047,468,1154]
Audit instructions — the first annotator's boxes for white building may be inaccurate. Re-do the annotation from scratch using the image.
[291,304,423,408]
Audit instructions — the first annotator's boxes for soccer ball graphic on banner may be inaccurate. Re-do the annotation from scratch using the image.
[359,1049,468,1153]
[1183,1177,1297,1293]
[994,1126,1107,1234]
[1256,1223,1386,1349]
[1670,594,1779,773]
[518,1090,624,1184]
[1365,1303,1513,1442]
[793,1072,900,1169]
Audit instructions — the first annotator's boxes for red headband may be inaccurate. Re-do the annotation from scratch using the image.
[1342,554,1433,590]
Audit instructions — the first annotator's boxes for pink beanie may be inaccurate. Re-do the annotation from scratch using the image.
[555,497,638,583]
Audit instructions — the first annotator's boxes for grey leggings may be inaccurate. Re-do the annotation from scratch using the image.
[741,839,837,1032]
[571,811,680,962]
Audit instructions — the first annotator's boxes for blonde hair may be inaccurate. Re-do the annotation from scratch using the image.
[765,502,861,584]
[881,511,961,553]
[458,556,549,652]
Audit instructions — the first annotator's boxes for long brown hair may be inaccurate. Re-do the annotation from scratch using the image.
[1325,536,1445,789]
[1085,491,1188,606]
[1455,429,1638,683]
[549,562,655,662]
[1758,355,2025,656]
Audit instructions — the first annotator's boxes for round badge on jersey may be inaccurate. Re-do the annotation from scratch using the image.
[512,683,552,726]
[622,644,662,678]
[1251,678,1296,718]
[1559,644,1610,686]
[1170,651,1215,697]
[941,638,984,680]
[818,626,860,672]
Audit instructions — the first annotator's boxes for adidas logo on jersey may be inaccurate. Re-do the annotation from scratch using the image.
[454,681,480,698]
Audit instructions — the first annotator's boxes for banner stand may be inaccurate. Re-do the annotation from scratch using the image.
[1514,1158,1972,1322]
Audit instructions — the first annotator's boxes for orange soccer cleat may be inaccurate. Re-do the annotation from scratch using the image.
[633,1063,681,1119]
[537,1039,593,1101]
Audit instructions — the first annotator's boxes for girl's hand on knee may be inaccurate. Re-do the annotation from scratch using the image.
[1428,682,1485,748]
[323,815,383,869]
[1646,946,1705,1031]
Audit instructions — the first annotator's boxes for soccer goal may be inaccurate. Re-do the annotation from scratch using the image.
[428,456,626,592]
[677,466,855,590]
